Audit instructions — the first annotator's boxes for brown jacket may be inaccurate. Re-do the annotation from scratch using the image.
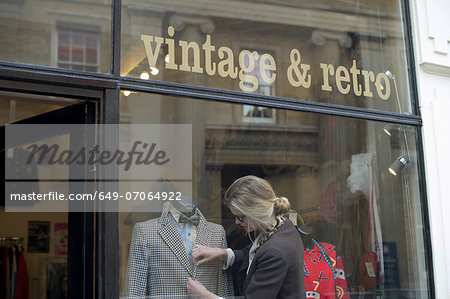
[234,219,306,299]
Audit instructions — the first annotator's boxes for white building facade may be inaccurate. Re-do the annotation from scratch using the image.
[412,0,450,297]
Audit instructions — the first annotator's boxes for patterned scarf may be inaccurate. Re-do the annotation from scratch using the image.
[257,215,286,246]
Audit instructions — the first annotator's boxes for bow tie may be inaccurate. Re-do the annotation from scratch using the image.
[179,214,200,226]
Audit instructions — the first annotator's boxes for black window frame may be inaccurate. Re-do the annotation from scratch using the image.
[0,0,434,297]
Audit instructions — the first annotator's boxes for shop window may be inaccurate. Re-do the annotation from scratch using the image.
[56,27,99,72]
[118,92,429,299]
[122,2,415,114]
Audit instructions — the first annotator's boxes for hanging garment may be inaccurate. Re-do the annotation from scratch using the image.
[359,164,383,290]
[14,247,28,299]
[304,240,350,299]
[12,245,22,299]
[0,247,5,299]
[0,244,29,299]
[6,247,11,299]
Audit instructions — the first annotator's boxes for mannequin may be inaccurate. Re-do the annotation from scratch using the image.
[125,199,233,298]
[172,196,196,217]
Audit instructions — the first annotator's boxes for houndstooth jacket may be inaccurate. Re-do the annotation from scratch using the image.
[125,203,233,298]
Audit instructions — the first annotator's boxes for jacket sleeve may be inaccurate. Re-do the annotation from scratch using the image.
[125,222,149,298]
[233,244,251,268]
[218,226,234,297]
[244,246,287,299]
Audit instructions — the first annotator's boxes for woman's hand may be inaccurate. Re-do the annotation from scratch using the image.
[186,277,219,299]
[191,245,228,265]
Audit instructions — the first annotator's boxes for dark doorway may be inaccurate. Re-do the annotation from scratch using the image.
[1,99,97,299]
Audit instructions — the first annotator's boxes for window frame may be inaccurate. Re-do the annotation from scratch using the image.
[0,0,434,298]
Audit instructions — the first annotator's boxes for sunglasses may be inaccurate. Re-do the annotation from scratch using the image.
[232,214,246,223]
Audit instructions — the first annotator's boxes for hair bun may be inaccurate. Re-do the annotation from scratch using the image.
[273,197,290,216]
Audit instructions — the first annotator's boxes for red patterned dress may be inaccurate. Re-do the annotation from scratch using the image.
[304,241,350,299]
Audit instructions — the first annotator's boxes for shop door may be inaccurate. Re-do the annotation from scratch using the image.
[1,98,97,299]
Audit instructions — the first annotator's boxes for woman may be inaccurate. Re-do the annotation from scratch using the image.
[187,175,305,299]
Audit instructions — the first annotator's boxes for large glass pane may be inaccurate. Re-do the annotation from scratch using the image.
[119,92,429,298]
[0,0,112,73]
[121,0,414,114]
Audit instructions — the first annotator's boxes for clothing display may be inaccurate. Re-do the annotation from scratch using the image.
[125,203,233,298]
[233,219,305,299]
[359,164,383,290]
[1,241,29,299]
[304,240,350,299]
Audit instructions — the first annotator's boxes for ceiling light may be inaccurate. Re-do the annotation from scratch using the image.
[123,90,131,97]
[383,124,398,136]
[384,70,394,79]
[150,67,159,75]
[140,71,150,80]
[389,156,409,176]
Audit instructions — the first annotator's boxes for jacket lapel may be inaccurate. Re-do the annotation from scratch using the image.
[192,209,212,279]
[158,204,194,276]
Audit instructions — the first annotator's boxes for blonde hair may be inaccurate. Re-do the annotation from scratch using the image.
[224,175,290,234]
